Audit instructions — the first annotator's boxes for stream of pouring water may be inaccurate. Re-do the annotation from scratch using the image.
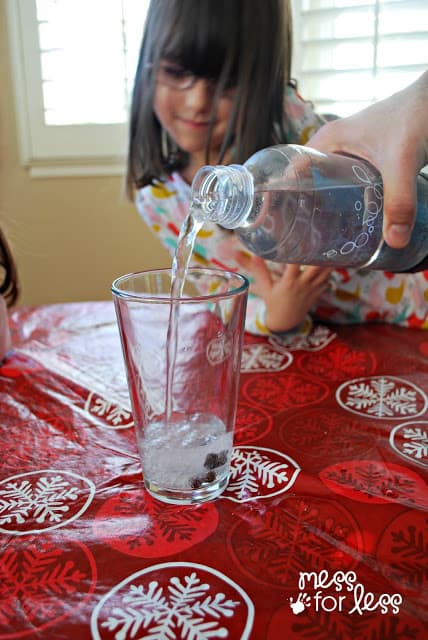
[165,208,203,422]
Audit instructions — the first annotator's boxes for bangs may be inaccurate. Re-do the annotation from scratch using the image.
[127,0,291,193]
[157,0,240,81]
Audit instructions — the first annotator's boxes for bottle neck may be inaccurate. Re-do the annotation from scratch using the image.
[191,164,254,229]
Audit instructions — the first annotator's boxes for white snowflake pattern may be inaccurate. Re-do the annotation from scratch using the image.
[269,324,336,352]
[390,422,428,467]
[91,563,255,640]
[336,376,427,419]
[401,429,428,459]
[223,446,300,502]
[241,344,292,373]
[0,470,95,534]
[102,574,237,639]
[85,392,134,429]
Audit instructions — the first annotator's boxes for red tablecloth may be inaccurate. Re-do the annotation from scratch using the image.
[1,302,427,639]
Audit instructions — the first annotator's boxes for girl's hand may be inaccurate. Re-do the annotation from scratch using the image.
[235,252,332,333]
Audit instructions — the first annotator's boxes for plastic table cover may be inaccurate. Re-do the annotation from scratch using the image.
[0,301,427,639]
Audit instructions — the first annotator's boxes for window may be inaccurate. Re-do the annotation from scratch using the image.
[6,0,150,176]
[6,0,428,176]
[291,0,428,116]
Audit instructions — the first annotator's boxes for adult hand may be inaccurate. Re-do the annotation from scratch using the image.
[235,252,332,333]
[308,71,428,249]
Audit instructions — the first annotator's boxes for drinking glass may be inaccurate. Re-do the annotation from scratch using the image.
[112,267,249,504]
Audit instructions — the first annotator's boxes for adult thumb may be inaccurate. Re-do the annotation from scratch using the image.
[381,164,417,249]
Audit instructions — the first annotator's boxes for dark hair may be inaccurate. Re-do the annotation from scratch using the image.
[126,0,292,198]
[0,228,19,307]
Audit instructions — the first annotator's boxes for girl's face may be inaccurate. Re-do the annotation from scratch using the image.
[153,60,235,174]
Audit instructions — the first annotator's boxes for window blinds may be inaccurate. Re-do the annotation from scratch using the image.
[292,0,428,116]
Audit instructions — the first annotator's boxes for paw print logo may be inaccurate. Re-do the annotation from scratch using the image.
[289,592,311,615]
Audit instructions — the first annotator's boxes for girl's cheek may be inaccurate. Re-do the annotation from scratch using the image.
[153,86,173,125]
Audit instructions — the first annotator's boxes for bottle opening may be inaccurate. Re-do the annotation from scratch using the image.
[191,164,254,229]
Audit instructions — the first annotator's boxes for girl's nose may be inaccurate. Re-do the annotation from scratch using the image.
[184,79,213,111]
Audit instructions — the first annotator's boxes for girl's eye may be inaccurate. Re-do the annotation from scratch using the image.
[162,65,191,80]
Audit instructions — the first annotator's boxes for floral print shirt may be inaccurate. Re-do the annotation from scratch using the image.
[136,85,428,334]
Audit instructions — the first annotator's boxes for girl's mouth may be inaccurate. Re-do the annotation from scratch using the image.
[180,118,210,130]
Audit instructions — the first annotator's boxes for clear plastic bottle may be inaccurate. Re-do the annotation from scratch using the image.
[191,144,428,272]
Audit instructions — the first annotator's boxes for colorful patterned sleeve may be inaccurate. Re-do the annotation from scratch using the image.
[136,177,190,258]
[315,269,428,328]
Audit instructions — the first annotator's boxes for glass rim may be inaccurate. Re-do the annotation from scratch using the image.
[111,267,249,303]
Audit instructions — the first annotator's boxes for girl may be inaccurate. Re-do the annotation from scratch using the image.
[126,0,428,335]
